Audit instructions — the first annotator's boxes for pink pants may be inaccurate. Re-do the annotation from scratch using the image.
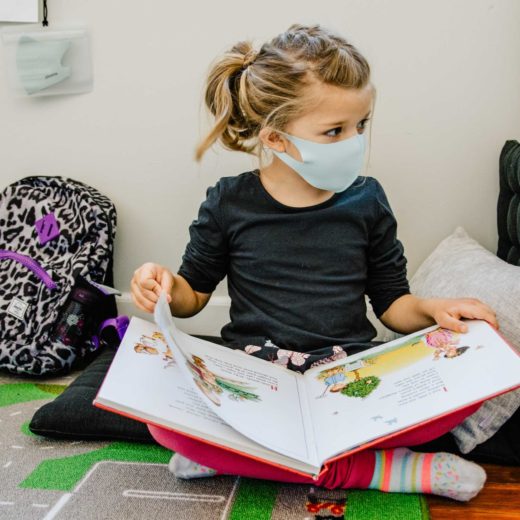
[148,402,481,490]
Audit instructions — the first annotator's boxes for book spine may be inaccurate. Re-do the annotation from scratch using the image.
[296,375,320,475]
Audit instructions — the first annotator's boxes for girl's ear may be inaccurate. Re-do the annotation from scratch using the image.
[259,127,287,152]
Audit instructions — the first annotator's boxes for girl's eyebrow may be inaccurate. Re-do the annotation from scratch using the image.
[320,110,372,126]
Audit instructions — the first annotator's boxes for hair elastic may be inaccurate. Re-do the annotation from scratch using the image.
[242,49,258,69]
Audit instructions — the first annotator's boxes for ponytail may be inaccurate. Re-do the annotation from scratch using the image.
[194,41,261,161]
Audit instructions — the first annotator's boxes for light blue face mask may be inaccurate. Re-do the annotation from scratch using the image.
[16,35,72,95]
[271,131,367,193]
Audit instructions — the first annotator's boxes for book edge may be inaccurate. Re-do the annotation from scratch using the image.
[316,379,520,480]
[92,397,322,479]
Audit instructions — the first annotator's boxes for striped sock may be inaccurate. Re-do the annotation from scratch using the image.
[367,447,486,502]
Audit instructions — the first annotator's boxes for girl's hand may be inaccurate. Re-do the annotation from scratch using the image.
[423,297,499,333]
[131,262,174,313]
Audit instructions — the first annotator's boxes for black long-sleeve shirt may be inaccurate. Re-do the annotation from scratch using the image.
[177,169,411,371]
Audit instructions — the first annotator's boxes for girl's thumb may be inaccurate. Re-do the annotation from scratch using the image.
[160,271,174,303]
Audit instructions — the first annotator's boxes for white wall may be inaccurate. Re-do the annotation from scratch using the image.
[1,0,519,335]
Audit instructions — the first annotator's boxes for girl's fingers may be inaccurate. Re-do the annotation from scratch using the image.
[478,302,496,315]
[131,278,159,302]
[136,263,157,282]
[460,302,499,330]
[131,263,174,312]
[475,305,500,330]
[130,280,159,313]
[477,310,499,330]
[441,302,499,332]
[159,270,174,302]
[136,263,164,291]
[130,288,155,313]
[438,312,468,333]
[140,277,160,292]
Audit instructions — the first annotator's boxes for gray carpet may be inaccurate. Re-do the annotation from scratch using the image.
[0,371,429,520]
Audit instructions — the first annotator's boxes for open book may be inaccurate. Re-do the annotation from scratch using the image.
[94,291,520,479]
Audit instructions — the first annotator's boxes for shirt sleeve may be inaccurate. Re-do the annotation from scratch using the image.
[177,181,229,293]
[365,179,411,319]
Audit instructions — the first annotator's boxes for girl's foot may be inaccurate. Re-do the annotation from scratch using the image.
[168,453,220,479]
[368,447,486,502]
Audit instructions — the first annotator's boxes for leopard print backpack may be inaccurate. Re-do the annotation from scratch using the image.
[0,175,123,376]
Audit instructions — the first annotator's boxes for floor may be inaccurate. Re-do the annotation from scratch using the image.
[427,463,520,519]
[3,371,518,519]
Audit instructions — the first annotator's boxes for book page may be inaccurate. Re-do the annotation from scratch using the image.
[302,320,520,463]
[94,317,321,475]
[153,291,318,466]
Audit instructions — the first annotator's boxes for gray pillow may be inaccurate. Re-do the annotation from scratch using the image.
[408,225,520,453]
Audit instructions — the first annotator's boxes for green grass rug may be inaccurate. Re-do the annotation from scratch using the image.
[0,381,429,519]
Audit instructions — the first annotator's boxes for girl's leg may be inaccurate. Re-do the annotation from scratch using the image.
[148,424,319,484]
[365,447,486,502]
[148,421,486,501]
[315,402,486,499]
[154,402,482,477]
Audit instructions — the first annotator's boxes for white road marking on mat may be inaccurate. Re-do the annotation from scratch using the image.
[9,411,21,416]
[39,446,55,450]
[42,493,72,520]
[220,476,240,520]
[0,501,15,506]
[69,441,82,445]
[3,461,12,468]
[74,461,167,492]
[122,489,226,502]
[11,445,23,449]
[32,503,49,508]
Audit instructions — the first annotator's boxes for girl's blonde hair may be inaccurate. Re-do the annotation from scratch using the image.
[194,23,375,164]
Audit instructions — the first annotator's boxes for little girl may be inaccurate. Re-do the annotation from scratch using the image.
[131,23,500,502]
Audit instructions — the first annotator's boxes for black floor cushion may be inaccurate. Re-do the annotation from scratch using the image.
[29,335,225,442]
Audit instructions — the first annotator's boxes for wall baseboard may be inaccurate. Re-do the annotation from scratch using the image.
[115,292,232,336]
[115,292,398,342]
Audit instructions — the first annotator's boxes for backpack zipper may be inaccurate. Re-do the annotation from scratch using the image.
[0,250,57,290]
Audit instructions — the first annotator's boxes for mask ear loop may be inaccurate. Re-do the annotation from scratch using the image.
[42,0,49,27]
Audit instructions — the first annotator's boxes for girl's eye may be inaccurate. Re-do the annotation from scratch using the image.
[357,118,370,132]
[324,119,371,138]
[325,127,342,138]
